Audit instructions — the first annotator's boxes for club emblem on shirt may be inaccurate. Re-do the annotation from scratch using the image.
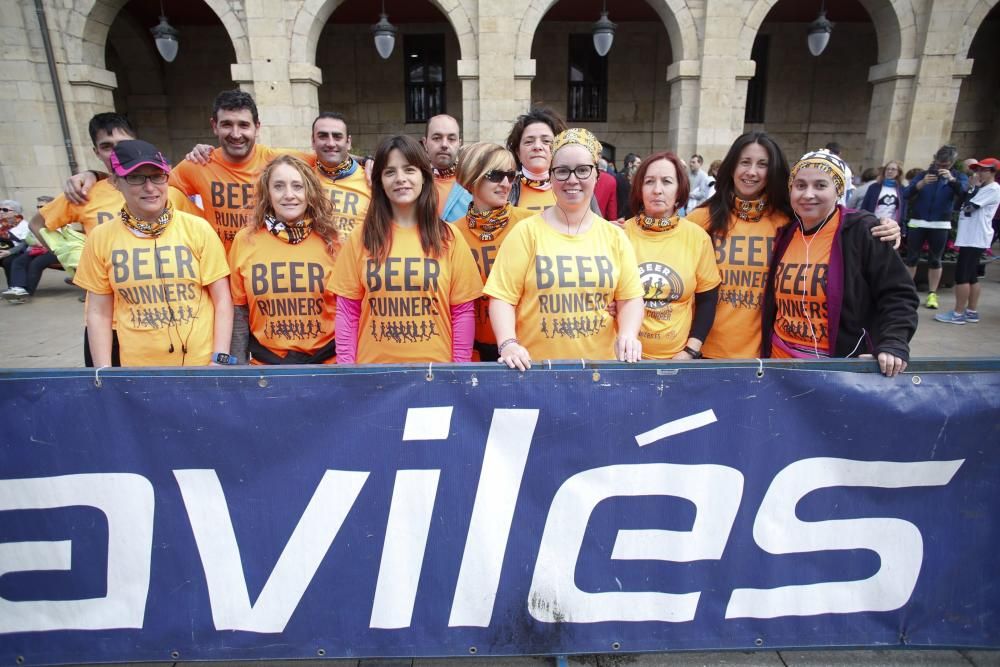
[638,261,684,311]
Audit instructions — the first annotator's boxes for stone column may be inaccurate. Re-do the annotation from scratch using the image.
[474,0,532,145]
[864,59,918,166]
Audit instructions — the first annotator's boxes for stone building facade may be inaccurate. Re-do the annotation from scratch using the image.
[1,0,998,205]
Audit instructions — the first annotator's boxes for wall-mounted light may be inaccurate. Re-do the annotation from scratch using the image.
[150,0,179,62]
[372,0,397,60]
[592,0,616,57]
[807,0,834,56]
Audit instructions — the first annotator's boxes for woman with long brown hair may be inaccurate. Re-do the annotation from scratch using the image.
[228,154,342,364]
[331,135,483,363]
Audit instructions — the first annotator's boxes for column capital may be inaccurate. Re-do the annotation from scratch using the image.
[289,63,322,87]
[457,59,479,80]
[66,65,117,90]
[666,60,701,83]
[868,59,919,84]
[514,59,535,80]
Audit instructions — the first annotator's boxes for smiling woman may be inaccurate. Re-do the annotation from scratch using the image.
[330,134,483,364]
[73,140,233,367]
[227,155,343,365]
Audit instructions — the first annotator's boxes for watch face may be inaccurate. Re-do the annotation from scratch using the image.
[215,353,232,365]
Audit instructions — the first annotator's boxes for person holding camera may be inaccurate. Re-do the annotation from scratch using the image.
[901,145,968,309]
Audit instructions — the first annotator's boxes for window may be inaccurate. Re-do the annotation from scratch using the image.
[745,35,769,124]
[404,34,446,123]
[567,34,607,122]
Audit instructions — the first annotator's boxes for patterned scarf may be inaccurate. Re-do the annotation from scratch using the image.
[434,166,456,180]
[637,212,679,232]
[317,157,357,182]
[121,202,172,238]
[265,213,313,245]
[467,202,512,241]
[733,194,768,223]
[520,166,551,191]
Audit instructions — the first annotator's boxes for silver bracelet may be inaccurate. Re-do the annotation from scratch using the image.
[498,337,519,354]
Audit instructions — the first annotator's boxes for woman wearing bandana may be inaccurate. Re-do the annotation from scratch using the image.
[228,155,342,364]
[74,140,233,367]
[454,142,534,361]
[688,132,900,359]
[504,107,568,213]
[485,128,644,370]
[762,150,918,377]
[623,151,721,360]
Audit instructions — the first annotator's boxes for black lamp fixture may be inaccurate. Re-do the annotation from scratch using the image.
[372,0,398,60]
[150,0,179,63]
[592,0,616,57]
[807,0,834,56]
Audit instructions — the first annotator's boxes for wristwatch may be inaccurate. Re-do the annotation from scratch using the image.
[212,352,238,365]
[683,346,703,359]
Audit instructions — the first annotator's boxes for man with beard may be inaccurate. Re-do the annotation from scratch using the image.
[310,112,370,238]
[421,114,471,222]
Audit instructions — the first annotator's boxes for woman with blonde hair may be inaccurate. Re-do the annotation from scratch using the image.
[331,135,483,363]
[455,142,534,360]
[860,160,906,224]
[228,154,342,364]
[485,128,644,370]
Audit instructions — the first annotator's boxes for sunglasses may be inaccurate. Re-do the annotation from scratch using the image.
[0,208,13,213]
[484,170,517,184]
[123,173,169,186]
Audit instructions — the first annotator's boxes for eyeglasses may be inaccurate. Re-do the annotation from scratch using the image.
[551,165,596,181]
[0,208,13,213]
[483,169,517,184]
[123,173,169,186]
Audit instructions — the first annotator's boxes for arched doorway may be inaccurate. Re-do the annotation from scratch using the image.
[105,0,237,162]
[314,0,465,156]
[952,3,1000,157]
[744,0,877,169]
[529,0,673,164]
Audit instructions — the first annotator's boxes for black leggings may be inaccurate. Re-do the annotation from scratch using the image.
[83,328,121,367]
[954,247,984,285]
[904,227,949,268]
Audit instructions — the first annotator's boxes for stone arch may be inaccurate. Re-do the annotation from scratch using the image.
[289,0,478,66]
[740,0,918,63]
[959,0,1000,58]
[514,0,698,65]
[67,0,250,69]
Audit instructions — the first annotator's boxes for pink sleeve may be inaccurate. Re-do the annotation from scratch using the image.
[450,300,476,362]
[335,297,361,364]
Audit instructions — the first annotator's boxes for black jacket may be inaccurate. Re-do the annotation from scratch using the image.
[762,209,918,360]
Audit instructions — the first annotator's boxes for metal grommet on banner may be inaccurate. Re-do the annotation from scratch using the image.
[755,358,765,378]
[316,648,326,657]
[93,365,109,388]
[611,642,622,650]
[426,362,434,382]
[258,376,269,388]
[911,375,922,385]
[754,637,764,647]
[15,657,24,665]
[170,651,180,659]
[468,646,478,654]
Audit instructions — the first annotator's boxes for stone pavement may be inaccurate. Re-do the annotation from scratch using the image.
[3,263,999,666]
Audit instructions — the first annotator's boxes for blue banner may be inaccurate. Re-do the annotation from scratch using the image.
[1,360,998,664]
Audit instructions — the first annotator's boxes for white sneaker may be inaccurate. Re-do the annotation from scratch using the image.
[2,287,28,301]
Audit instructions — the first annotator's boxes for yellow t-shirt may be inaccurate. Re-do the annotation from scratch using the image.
[41,180,202,235]
[625,217,722,359]
[483,214,644,361]
[515,184,556,213]
[455,206,534,346]
[73,210,230,367]
[316,164,370,239]
[330,222,484,363]
[770,212,840,358]
[228,227,339,364]
[687,206,789,358]
[169,145,311,250]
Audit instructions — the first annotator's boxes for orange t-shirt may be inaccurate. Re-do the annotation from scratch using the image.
[169,145,311,250]
[41,180,202,235]
[73,211,230,367]
[483,215,644,361]
[455,206,534,346]
[515,184,556,213]
[228,227,339,364]
[687,206,789,358]
[316,163,371,239]
[770,213,840,358]
[330,222,484,363]
[434,176,456,219]
[625,217,722,359]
